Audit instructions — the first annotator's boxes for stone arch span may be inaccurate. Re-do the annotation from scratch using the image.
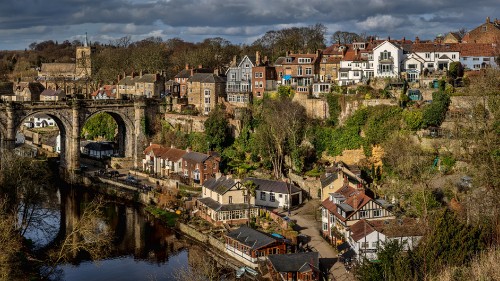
[14,110,73,169]
[81,109,136,158]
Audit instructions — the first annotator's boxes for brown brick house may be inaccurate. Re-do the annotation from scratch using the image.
[462,16,500,44]
[181,150,220,185]
[187,73,226,115]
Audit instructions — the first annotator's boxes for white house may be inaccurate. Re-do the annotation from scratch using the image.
[81,141,114,159]
[373,40,405,79]
[337,43,374,85]
[345,218,423,261]
[409,42,460,74]
[246,177,302,210]
[459,43,499,71]
[24,114,56,128]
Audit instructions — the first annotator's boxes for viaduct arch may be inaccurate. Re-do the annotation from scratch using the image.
[0,99,159,181]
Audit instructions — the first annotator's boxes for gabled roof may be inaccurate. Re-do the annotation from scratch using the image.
[203,176,240,195]
[349,219,377,242]
[143,143,170,157]
[321,173,338,188]
[350,218,424,241]
[226,225,279,250]
[410,43,460,53]
[268,252,319,273]
[188,73,226,83]
[162,147,187,162]
[238,55,256,68]
[197,197,249,212]
[91,85,116,98]
[117,76,138,85]
[244,177,301,194]
[458,43,497,57]
[136,74,158,83]
[183,151,209,163]
[175,69,192,79]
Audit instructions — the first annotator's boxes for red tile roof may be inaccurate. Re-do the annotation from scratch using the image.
[458,43,498,56]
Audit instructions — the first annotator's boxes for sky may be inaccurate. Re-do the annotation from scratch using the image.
[0,0,499,50]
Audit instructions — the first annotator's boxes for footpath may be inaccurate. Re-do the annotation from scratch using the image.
[286,199,355,281]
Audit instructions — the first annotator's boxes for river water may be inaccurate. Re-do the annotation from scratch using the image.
[25,186,194,281]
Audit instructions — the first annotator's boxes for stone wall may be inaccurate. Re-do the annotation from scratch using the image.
[292,94,329,120]
[164,113,207,133]
[289,172,321,199]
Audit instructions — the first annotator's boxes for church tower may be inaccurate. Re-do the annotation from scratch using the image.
[75,33,92,78]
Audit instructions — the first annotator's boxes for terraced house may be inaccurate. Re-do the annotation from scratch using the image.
[274,50,321,96]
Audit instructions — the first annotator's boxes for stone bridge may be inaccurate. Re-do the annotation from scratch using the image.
[0,99,160,180]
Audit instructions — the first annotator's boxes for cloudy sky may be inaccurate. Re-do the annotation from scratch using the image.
[0,0,498,50]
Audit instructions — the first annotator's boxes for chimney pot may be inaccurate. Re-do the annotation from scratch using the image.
[486,16,490,23]
[185,63,189,70]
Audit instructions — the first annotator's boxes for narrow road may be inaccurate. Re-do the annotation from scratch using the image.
[286,199,356,281]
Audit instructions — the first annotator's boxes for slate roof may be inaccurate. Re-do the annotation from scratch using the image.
[244,177,301,194]
[175,69,192,79]
[117,76,137,85]
[321,173,337,188]
[268,252,319,273]
[188,73,226,83]
[183,151,209,163]
[136,74,158,83]
[197,197,250,212]
[41,89,65,97]
[226,225,278,250]
[203,176,238,194]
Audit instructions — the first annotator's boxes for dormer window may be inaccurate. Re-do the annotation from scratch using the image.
[298,58,312,64]
[286,57,293,63]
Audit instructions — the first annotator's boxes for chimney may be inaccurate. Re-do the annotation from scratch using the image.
[214,68,219,76]
[198,64,202,69]
[215,172,222,180]
[353,194,358,210]
[286,50,292,57]
[185,63,189,70]
[186,147,191,153]
[190,69,194,77]
[171,144,175,148]
[139,70,143,78]
[232,55,237,66]
[388,36,391,41]
[402,36,406,42]
[131,71,135,78]
[117,74,121,82]
[486,16,490,23]
[264,56,268,65]
[255,51,260,66]
[415,36,420,43]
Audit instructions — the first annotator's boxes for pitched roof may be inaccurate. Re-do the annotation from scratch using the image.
[183,151,209,163]
[40,63,75,73]
[40,89,65,96]
[136,74,158,83]
[143,143,170,157]
[244,177,301,194]
[188,73,226,83]
[197,197,249,212]
[117,75,138,85]
[162,147,187,162]
[226,225,278,250]
[91,85,116,98]
[350,218,424,241]
[268,252,319,273]
[458,43,498,57]
[203,176,239,194]
[410,43,460,52]
[321,173,338,188]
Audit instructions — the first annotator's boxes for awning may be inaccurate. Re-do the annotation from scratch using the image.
[337,241,350,252]
[341,248,356,259]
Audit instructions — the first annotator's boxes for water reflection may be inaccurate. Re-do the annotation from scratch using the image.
[39,187,192,281]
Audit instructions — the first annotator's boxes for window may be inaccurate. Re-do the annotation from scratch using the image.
[361,242,369,248]
[359,210,368,218]
[260,192,266,201]
[298,58,311,63]
[427,63,434,68]
[270,193,275,202]
[245,64,250,68]
[353,71,360,77]
[463,57,468,60]
[204,89,211,104]
[230,73,235,80]
[425,53,430,59]
[473,58,480,61]
[372,242,378,248]
[286,57,292,63]
[435,53,439,58]
[380,50,391,60]
[340,72,348,78]
[483,58,490,61]
[322,223,328,231]
[279,194,283,198]
[297,66,303,76]
[229,196,233,204]
[452,54,456,59]
[408,64,417,69]
[373,210,381,217]
[305,67,312,75]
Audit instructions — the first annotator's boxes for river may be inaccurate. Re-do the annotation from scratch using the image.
[24,185,196,281]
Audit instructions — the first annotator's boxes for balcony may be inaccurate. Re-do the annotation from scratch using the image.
[378,56,394,63]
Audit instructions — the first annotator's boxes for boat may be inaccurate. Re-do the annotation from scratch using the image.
[235,267,245,278]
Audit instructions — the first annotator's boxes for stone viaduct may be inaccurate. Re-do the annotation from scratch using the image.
[0,99,160,180]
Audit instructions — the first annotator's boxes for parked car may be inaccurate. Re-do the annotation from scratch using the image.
[108,170,120,177]
[126,175,139,184]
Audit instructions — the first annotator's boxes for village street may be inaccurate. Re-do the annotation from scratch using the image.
[286,199,355,281]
